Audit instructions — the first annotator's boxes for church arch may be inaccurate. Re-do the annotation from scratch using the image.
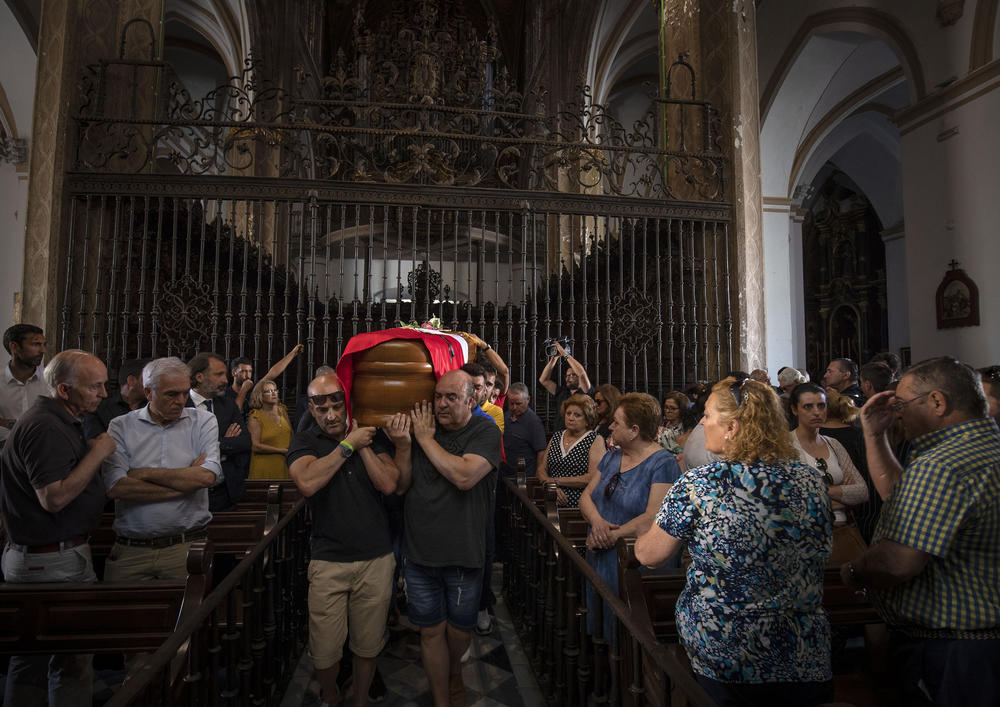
[760,7,926,124]
[970,0,999,69]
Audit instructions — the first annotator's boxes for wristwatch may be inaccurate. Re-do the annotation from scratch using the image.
[338,441,354,458]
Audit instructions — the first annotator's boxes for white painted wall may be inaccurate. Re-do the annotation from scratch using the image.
[900,84,1000,367]
[0,2,37,337]
[881,228,909,356]
[762,207,798,373]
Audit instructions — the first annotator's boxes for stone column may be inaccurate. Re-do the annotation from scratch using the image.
[660,0,765,371]
[21,0,164,340]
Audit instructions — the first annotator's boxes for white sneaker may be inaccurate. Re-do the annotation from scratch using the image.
[475,609,493,634]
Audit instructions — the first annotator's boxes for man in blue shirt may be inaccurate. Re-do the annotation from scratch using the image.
[103,357,221,581]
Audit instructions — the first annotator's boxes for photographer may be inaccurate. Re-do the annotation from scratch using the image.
[538,340,592,432]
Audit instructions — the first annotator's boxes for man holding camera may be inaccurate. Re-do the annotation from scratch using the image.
[538,340,592,432]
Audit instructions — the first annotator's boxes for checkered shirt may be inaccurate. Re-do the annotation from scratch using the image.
[873,417,1000,637]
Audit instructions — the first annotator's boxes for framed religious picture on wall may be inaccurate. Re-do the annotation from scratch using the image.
[935,261,979,329]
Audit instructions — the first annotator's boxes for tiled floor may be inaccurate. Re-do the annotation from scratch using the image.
[1,567,542,706]
[281,570,545,707]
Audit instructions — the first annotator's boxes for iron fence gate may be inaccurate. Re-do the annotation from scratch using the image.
[60,182,733,411]
[63,7,736,411]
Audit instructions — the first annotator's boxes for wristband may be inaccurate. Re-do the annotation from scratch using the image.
[339,441,354,452]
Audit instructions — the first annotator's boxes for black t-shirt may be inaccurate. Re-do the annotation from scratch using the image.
[502,407,546,476]
[0,396,106,545]
[287,427,393,562]
[403,415,501,568]
[82,394,132,440]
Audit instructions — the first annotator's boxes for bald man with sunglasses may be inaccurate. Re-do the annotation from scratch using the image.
[287,374,400,706]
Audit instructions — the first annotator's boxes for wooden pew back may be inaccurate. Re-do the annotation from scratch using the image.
[0,541,212,655]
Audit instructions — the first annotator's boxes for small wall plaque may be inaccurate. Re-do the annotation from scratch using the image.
[935,260,979,329]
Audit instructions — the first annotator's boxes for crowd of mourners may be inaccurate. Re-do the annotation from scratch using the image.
[1,321,998,707]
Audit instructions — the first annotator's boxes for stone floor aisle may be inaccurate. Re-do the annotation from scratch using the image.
[281,567,545,707]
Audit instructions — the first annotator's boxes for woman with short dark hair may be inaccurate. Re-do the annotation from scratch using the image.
[581,392,680,642]
[536,394,605,507]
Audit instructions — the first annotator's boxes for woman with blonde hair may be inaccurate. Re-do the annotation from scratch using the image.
[537,394,605,507]
[247,378,292,480]
[635,378,833,706]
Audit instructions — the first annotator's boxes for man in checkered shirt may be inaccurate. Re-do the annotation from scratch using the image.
[842,356,1000,707]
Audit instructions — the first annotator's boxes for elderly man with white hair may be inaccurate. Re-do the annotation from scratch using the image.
[0,349,117,706]
[103,356,221,581]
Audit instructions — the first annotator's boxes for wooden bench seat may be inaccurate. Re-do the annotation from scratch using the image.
[0,541,212,656]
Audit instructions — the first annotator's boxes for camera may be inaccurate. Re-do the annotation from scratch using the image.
[543,338,571,358]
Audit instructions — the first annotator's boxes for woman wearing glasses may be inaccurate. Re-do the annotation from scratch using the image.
[536,394,606,507]
[247,379,293,480]
[580,392,680,642]
[593,384,621,448]
[635,378,833,706]
[789,383,869,527]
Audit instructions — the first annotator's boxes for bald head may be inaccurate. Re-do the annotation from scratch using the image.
[307,373,348,439]
[434,369,475,431]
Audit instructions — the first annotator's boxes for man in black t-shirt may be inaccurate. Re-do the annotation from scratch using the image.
[0,350,117,705]
[386,369,501,707]
[538,340,592,432]
[287,373,400,707]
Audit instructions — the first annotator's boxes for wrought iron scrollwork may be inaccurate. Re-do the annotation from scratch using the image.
[72,0,726,202]
[151,274,215,356]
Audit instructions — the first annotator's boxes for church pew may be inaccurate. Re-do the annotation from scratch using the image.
[0,540,212,701]
[235,479,300,515]
[617,541,886,706]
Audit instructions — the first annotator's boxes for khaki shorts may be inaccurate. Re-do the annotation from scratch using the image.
[307,552,395,670]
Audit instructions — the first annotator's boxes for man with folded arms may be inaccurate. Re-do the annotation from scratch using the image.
[103,356,221,581]
[0,349,116,706]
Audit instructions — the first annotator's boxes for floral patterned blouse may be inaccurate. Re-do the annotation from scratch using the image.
[655,458,833,683]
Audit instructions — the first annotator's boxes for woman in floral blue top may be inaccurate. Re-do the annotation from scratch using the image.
[635,378,833,706]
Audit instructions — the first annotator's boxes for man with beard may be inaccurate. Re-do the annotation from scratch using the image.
[188,352,251,510]
[0,323,52,446]
[539,340,592,433]
[842,357,1000,706]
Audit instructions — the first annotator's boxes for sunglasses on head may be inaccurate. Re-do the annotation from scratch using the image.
[309,391,345,406]
[730,379,749,406]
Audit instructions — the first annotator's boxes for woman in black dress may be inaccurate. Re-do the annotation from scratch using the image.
[537,394,606,507]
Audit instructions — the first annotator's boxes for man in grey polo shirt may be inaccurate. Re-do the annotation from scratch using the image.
[103,356,221,581]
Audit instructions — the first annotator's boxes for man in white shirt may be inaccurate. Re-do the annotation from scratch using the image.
[103,357,221,581]
[0,324,52,445]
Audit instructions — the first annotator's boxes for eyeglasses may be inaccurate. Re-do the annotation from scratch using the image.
[730,379,749,406]
[816,457,834,486]
[309,391,345,406]
[891,391,930,412]
[604,471,622,499]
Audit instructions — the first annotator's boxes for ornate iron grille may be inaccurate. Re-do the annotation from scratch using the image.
[65,9,734,416]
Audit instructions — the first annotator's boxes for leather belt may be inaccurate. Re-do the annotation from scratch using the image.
[7,536,88,553]
[114,527,208,549]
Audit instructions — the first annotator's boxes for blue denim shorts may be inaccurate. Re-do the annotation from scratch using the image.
[404,561,483,632]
